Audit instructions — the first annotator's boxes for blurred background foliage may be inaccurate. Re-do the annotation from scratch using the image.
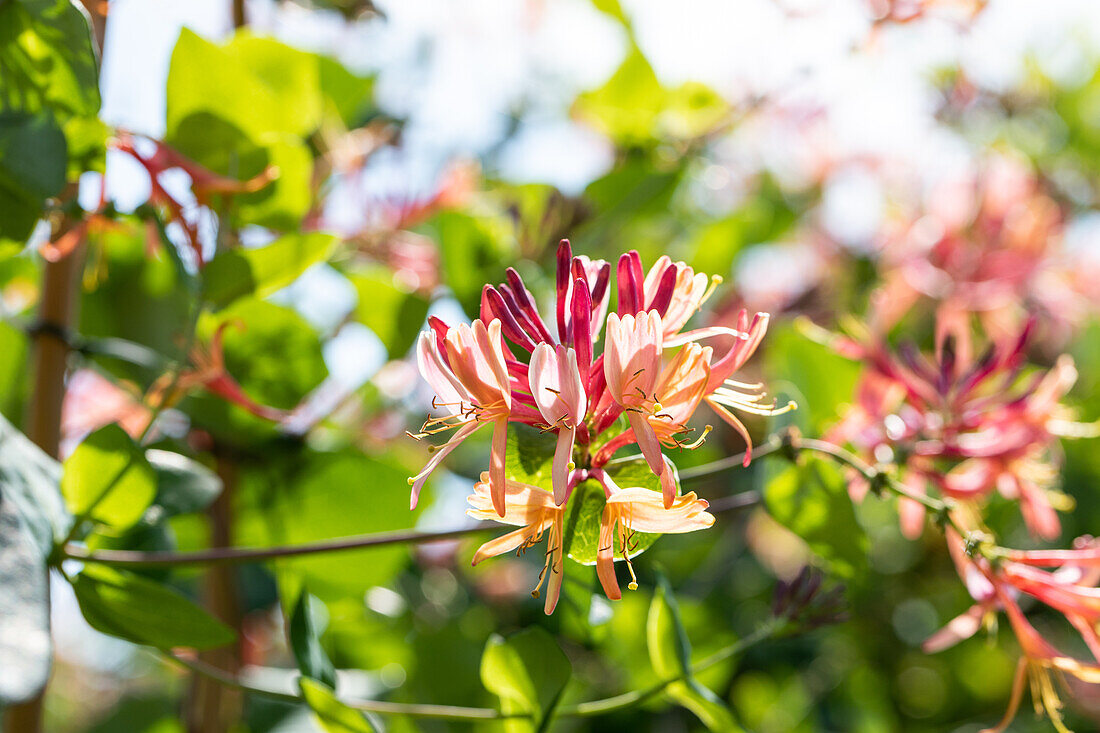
[3,0,1100,731]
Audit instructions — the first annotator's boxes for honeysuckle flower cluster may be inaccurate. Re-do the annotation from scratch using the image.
[872,156,1085,358]
[926,531,1100,733]
[823,317,1082,540]
[409,240,793,613]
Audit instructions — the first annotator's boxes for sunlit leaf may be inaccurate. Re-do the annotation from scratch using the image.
[574,46,664,146]
[145,450,222,519]
[763,457,867,578]
[290,590,337,689]
[0,111,67,243]
[299,678,379,733]
[232,136,313,230]
[228,33,323,137]
[763,322,860,436]
[429,210,518,317]
[574,44,728,146]
[71,564,236,650]
[480,627,571,733]
[350,266,430,358]
[0,414,64,705]
[238,450,420,601]
[317,55,375,128]
[62,424,156,530]
[0,0,101,121]
[202,232,338,308]
[165,29,317,231]
[648,574,743,732]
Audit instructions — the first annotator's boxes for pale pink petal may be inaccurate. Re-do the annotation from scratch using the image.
[415,332,470,414]
[627,411,667,482]
[552,427,575,505]
[922,604,986,653]
[663,326,748,348]
[489,418,509,517]
[409,420,481,509]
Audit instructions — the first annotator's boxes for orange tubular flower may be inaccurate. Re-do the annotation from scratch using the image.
[648,342,713,449]
[596,487,714,600]
[703,311,796,466]
[409,319,513,515]
[986,587,1100,733]
[466,474,566,615]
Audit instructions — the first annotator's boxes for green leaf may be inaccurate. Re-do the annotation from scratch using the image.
[763,456,868,578]
[290,590,337,689]
[79,217,194,370]
[238,450,420,601]
[574,46,664,146]
[62,113,109,176]
[299,678,379,733]
[480,627,572,733]
[430,210,518,317]
[0,111,67,242]
[227,34,323,137]
[763,321,860,436]
[317,55,375,128]
[0,0,101,121]
[648,575,743,732]
[560,471,661,565]
[0,320,30,423]
[0,489,51,704]
[61,424,156,530]
[202,232,338,308]
[505,422,558,491]
[350,266,430,358]
[573,44,727,146]
[146,450,222,518]
[190,299,327,443]
[232,135,313,230]
[165,30,318,231]
[660,82,729,140]
[71,564,236,650]
[167,29,312,146]
[0,412,69,555]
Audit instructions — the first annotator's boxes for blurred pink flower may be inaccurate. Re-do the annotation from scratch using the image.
[826,318,1082,539]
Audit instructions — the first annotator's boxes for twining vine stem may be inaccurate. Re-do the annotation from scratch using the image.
[166,616,782,721]
[59,427,978,721]
[61,427,964,568]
